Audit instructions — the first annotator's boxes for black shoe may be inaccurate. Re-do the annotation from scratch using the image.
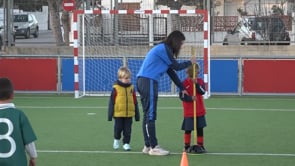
[184,145,191,153]
[200,146,207,153]
[190,145,206,154]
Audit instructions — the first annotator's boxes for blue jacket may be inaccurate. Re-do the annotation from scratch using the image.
[137,43,191,90]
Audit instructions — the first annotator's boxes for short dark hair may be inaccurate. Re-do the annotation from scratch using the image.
[0,77,14,100]
[163,30,185,58]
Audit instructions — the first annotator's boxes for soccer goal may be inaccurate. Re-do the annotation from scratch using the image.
[72,9,210,98]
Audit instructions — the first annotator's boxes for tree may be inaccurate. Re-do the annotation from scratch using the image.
[47,0,83,46]
[47,0,64,46]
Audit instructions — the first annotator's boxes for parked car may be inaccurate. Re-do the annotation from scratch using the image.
[0,18,15,50]
[13,13,39,38]
[223,16,290,45]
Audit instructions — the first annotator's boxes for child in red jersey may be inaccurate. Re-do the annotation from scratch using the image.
[179,64,207,153]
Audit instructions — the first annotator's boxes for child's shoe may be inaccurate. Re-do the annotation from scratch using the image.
[184,145,191,153]
[123,144,131,151]
[113,139,120,150]
[190,145,206,154]
[200,145,207,153]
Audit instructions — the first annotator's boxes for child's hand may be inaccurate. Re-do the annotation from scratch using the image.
[191,96,196,101]
[29,158,36,166]
[191,78,198,83]
[190,57,196,64]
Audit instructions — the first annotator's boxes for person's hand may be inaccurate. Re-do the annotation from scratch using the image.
[181,90,189,98]
[191,78,198,83]
[190,57,196,64]
[29,158,36,166]
[191,96,196,101]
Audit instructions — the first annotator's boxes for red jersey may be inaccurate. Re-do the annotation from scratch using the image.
[180,78,206,117]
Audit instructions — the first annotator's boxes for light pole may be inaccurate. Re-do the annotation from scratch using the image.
[259,0,261,16]
[3,0,14,49]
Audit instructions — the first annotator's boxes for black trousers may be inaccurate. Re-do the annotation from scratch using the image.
[114,117,133,144]
[137,77,158,148]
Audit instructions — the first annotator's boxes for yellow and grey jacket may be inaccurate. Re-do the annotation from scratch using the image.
[108,80,140,121]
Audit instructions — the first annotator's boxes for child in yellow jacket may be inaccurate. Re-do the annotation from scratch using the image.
[108,66,140,151]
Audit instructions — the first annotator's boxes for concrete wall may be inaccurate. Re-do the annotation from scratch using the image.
[5,45,295,57]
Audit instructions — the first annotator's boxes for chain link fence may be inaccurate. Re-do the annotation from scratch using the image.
[210,1,295,44]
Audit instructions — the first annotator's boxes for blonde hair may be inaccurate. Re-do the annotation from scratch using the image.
[186,63,200,78]
[117,66,131,79]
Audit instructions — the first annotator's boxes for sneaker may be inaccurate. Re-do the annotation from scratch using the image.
[148,145,170,156]
[200,146,207,153]
[184,145,191,153]
[123,144,131,151]
[113,139,120,150]
[191,145,206,154]
[142,146,150,154]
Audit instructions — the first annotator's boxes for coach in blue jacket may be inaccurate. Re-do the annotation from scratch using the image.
[136,30,196,156]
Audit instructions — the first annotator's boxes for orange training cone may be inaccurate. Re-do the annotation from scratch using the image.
[180,151,189,166]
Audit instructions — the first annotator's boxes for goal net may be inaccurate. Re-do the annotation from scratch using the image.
[72,9,210,98]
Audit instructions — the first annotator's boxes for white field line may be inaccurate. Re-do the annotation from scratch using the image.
[37,150,295,157]
[16,96,295,101]
[18,106,295,112]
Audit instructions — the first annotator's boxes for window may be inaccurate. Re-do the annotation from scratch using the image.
[14,15,28,22]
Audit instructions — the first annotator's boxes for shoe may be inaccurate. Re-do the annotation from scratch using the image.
[142,145,150,154]
[184,145,191,153]
[190,145,206,154]
[200,146,207,153]
[148,145,170,156]
[123,144,131,151]
[113,139,120,150]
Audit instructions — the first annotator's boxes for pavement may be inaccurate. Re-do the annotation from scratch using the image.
[14,30,56,47]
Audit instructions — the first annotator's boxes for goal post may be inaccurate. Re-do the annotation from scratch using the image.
[72,9,210,98]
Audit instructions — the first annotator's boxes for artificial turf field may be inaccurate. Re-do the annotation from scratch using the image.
[14,94,295,166]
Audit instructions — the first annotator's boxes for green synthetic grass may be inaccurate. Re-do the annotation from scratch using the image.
[13,95,295,166]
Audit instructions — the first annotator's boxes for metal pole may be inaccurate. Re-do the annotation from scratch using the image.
[86,0,90,9]
[259,0,261,16]
[7,0,14,47]
[3,0,13,49]
[3,0,7,48]
[92,0,95,9]
[210,0,213,44]
[2,0,6,49]
[148,15,154,46]
[113,0,118,46]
